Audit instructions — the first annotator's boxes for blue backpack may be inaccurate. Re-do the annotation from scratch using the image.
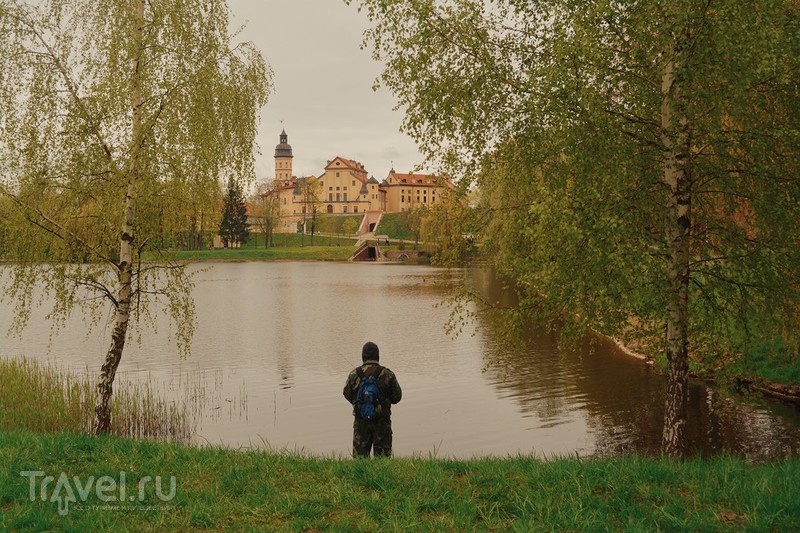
[355,366,383,420]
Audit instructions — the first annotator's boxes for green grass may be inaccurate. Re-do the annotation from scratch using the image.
[246,232,358,249]
[153,233,359,262]
[313,214,363,236]
[647,336,800,387]
[0,358,191,442]
[721,340,800,386]
[0,430,798,531]
[2,357,798,530]
[162,246,355,262]
[375,212,415,241]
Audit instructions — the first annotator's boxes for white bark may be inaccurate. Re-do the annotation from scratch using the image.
[94,0,144,434]
[660,52,692,458]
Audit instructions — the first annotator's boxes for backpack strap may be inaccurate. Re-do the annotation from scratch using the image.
[357,364,382,379]
[368,365,385,407]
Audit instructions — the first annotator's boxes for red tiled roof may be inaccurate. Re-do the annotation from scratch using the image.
[384,173,454,188]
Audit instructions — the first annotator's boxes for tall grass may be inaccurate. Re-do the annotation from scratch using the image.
[0,357,191,441]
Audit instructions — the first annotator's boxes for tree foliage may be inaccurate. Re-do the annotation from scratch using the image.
[421,188,476,266]
[0,0,270,432]
[251,180,281,248]
[296,177,322,245]
[352,0,800,456]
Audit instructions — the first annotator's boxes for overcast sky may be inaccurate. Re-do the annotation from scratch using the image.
[227,0,425,182]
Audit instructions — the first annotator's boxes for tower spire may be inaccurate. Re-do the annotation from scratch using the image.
[274,124,293,182]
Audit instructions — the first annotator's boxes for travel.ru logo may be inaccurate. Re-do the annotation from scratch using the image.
[21,471,177,516]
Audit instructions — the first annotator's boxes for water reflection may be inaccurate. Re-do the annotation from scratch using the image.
[1,262,798,459]
[467,268,800,459]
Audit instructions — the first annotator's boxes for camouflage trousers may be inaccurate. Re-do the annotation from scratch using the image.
[353,416,393,457]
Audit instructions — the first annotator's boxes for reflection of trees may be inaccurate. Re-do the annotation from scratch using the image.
[270,282,295,391]
[467,268,800,459]
[704,393,800,460]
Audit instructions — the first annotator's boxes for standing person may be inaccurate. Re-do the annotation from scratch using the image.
[343,341,402,457]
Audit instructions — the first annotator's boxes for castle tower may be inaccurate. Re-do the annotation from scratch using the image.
[274,128,293,184]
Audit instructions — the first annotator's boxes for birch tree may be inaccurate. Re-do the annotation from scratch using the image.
[351,0,800,457]
[297,177,322,246]
[252,180,281,248]
[0,0,270,433]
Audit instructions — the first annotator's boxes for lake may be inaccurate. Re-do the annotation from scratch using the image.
[2,262,799,459]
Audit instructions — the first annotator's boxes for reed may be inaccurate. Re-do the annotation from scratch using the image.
[0,357,191,442]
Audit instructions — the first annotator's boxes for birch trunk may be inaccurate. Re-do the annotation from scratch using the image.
[660,52,692,458]
[94,0,144,435]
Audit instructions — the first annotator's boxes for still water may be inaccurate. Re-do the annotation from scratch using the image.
[1,262,799,459]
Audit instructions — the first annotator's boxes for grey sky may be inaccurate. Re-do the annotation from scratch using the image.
[228,0,424,183]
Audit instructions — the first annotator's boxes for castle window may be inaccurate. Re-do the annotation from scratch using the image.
[354,206,358,213]
[329,193,333,201]
[336,172,340,177]
[352,181,355,186]
[336,193,341,201]
[343,205,348,213]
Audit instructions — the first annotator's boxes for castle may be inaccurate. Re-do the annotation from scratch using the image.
[270,130,454,232]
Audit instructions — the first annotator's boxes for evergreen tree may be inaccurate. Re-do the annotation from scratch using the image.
[219,178,250,248]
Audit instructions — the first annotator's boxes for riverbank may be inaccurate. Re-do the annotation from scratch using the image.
[1,359,799,530]
[145,233,359,262]
[607,334,800,404]
[1,429,798,531]
[159,245,355,262]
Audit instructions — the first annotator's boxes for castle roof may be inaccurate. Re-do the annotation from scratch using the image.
[275,129,293,158]
[383,172,453,188]
[325,156,367,174]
